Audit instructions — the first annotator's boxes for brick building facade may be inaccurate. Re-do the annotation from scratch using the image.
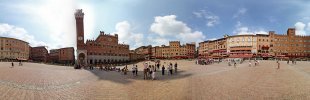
[151,41,196,59]
[134,45,152,60]
[30,46,48,62]
[47,47,74,64]
[269,28,310,58]
[0,37,30,61]
[227,35,257,58]
[129,50,144,61]
[75,9,130,66]
[48,49,59,63]
[198,37,227,59]
[198,28,310,60]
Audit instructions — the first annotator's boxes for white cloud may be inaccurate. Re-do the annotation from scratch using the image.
[233,21,268,35]
[193,12,203,18]
[307,22,310,31]
[150,15,206,45]
[114,21,144,49]
[206,16,219,27]
[0,23,47,47]
[8,0,96,50]
[146,36,169,46]
[236,21,242,27]
[294,22,307,35]
[150,15,191,37]
[193,10,219,27]
[178,31,205,44]
[18,0,75,49]
[301,17,310,21]
[233,8,247,18]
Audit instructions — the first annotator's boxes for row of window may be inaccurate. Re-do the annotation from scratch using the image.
[0,52,28,56]
[213,45,226,49]
[88,52,128,56]
[88,43,128,49]
[0,47,29,51]
[273,50,310,52]
[0,56,28,59]
[273,44,310,47]
[274,39,310,42]
[229,38,255,42]
[88,59,129,64]
[161,53,188,56]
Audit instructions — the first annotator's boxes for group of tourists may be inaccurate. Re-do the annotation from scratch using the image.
[85,64,121,71]
[143,62,157,80]
[131,64,138,76]
[228,60,238,68]
[81,60,178,80]
[10,61,23,68]
[248,60,259,67]
[134,61,179,80]
[287,59,297,65]
[161,62,178,75]
[196,59,214,65]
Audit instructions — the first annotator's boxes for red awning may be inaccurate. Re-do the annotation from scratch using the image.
[229,54,253,58]
[275,55,286,57]
[17,58,28,61]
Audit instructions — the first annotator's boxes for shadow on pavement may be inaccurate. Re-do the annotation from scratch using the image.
[84,68,192,84]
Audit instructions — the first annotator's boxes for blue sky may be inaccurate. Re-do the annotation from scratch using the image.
[1,0,310,50]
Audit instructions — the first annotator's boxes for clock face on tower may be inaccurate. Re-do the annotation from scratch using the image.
[108,38,112,41]
[78,36,83,40]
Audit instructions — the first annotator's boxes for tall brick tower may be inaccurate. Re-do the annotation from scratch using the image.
[75,9,87,66]
[75,9,85,49]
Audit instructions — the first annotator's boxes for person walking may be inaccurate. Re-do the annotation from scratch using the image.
[277,61,280,69]
[292,60,294,64]
[169,65,173,75]
[154,64,157,72]
[167,65,170,75]
[248,61,252,67]
[135,65,138,76]
[257,60,260,66]
[161,65,165,75]
[143,62,148,79]
[157,63,160,70]
[19,61,22,66]
[174,62,178,73]
[124,65,128,75]
[152,66,156,80]
[287,60,289,64]
[132,64,136,76]
[11,62,14,68]
[148,65,153,79]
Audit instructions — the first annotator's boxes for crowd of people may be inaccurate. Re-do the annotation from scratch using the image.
[10,61,24,68]
[73,58,302,81]
[78,60,180,80]
[196,59,214,65]
[248,60,260,67]
[141,61,178,80]
[118,61,179,80]
[81,64,122,71]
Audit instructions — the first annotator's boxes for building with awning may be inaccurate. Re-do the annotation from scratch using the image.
[229,54,253,58]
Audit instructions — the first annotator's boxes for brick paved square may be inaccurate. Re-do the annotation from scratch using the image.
[0,60,309,100]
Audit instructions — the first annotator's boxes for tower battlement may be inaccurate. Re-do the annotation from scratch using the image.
[75,9,84,18]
